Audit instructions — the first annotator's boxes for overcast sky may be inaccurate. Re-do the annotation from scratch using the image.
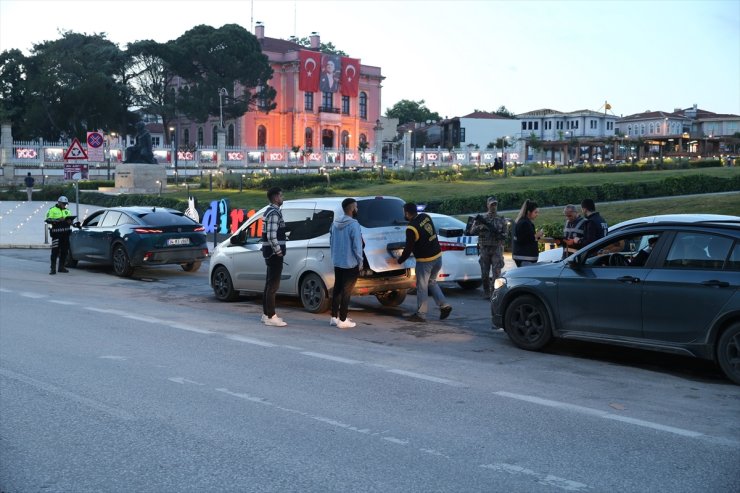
[2,0,738,118]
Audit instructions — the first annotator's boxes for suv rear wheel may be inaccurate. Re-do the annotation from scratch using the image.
[717,322,740,385]
[376,289,407,307]
[300,273,330,313]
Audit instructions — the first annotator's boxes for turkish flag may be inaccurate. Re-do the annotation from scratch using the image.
[340,57,360,97]
[299,50,321,92]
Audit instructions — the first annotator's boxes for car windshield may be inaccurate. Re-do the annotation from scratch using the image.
[432,215,465,230]
[355,198,407,228]
[136,211,197,226]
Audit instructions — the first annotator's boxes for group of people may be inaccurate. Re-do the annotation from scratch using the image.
[259,187,453,328]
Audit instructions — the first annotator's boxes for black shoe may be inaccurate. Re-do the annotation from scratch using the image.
[440,305,453,320]
[407,313,427,323]
[49,268,56,275]
[58,267,69,273]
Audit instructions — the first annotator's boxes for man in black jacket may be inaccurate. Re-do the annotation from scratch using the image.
[397,203,452,322]
[579,198,608,248]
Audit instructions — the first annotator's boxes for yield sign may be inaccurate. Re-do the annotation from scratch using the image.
[64,138,88,160]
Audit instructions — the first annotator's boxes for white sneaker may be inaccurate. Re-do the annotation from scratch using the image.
[336,318,356,329]
[264,315,287,327]
[261,314,268,323]
[330,317,338,326]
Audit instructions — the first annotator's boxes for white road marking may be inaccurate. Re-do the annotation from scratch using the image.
[386,369,467,387]
[50,300,78,305]
[382,437,409,445]
[167,322,213,335]
[123,314,162,324]
[0,288,11,293]
[226,335,276,347]
[493,391,732,444]
[20,291,46,299]
[99,355,127,360]
[168,377,205,386]
[481,463,591,492]
[300,351,361,364]
[0,367,135,421]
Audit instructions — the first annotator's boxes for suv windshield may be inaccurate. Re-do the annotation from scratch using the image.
[356,198,407,228]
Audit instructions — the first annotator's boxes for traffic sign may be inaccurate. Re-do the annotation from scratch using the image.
[86,131,104,162]
[63,138,88,160]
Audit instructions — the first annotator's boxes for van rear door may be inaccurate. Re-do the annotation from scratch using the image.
[356,197,408,272]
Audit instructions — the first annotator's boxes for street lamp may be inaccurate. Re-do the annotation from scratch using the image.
[218,88,228,129]
[342,133,351,171]
[240,174,245,192]
[500,136,509,178]
[156,180,162,196]
[374,119,384,178]
[169,125,178,186]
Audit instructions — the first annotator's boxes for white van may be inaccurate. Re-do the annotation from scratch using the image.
[208,196,415,312]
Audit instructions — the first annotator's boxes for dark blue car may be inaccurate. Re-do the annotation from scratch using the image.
[68,206,208,277]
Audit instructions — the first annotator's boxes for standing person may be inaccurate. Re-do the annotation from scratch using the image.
[24,173,35,201]
[471,196,508,298]
[260,187,288,327]
[512,199,543,267]
[45,196,73,275]
[329,198,363,329]
[397,203,453,322]
[579,198,608,248]
[560,204,586,258]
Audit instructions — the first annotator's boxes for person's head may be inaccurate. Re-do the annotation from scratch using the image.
[487,196,498,212]
[267,187,283,206]
[403,202,418,220]
[581,198,596,215]
[136,121,146,131]
[57,195,69,208]
[342,197,358,218]
[563,204,579,221]
[516,199,538,222]
[324,59,335,74]
[27,172,31,177]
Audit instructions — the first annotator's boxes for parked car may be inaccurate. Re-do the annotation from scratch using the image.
[209,196,415,313]
[67,206,209,277]
[538,214,739,263]
[426,213,481,289]
[491,218,740,384]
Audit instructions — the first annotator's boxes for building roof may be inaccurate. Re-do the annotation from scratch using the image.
[618,110,689,122]
[260,37,303,55]
[460,111,515,120]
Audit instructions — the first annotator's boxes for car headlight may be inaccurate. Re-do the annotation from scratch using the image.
[493,277,507,290]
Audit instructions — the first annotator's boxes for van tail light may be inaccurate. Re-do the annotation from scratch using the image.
[439,241,465,252]
[194,226,205,232]
[202,248,210,257]
[134,228,163,234]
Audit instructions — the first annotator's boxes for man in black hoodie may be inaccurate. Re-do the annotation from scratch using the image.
[579,198,608,248]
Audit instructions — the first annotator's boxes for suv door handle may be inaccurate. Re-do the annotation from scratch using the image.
[617,276,640,283]
[701,280,729,288]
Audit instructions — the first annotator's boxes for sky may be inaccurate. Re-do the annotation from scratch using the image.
[1,0,739,119]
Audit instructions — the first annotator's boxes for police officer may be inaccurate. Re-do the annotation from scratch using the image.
[45,196,73,275]
[471,196,508,298]
[560,204,586,258]
[578,198,608,248]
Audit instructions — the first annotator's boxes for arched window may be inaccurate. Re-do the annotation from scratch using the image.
[212,125,218,145]
[359,92,368,120]
[649,124,654,134]
[627,125,632,136]
[322,129,334,149]
[183,128,190,146]
[257,125,267,149]
[197,127,204,146]
[305,128,313,150]
[228,124,235,146]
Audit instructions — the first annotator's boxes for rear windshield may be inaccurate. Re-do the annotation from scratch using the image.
[136,211,198,226]
[356,198,407,228]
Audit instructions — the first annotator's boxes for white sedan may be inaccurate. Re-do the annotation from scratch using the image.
[427,213,482,289]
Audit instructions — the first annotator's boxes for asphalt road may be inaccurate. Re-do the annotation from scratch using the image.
[1,250,739,492]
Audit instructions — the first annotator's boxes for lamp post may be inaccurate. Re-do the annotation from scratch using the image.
[41,164,45,186]
[374,119,384,178]
[218,88,228,129]
[410,128,417,175]
[240,173,245,193]
[156,180,162,196]
[342,133,350,171]
[209,171,213,192]
[500,136,509,178]
[169,125,178,186]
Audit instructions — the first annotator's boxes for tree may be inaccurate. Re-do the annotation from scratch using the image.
[494,105,516,118]
[296,38,347,56]
[385,99,441,125]
[0,49,28,136]
[22,31,132,141]
[170,24,276,123]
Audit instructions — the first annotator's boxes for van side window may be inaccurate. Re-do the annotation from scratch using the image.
[308,209,334,238]
[283,209,315,241]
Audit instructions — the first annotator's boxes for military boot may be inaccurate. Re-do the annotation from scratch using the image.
[49,264,56,275]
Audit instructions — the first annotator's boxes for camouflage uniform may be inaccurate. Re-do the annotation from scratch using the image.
[471,212,508,296]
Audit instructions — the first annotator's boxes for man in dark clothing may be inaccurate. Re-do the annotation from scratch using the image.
[579,198,608,248]
[560,204,586,258]
[45,195,73,275]
[24,173,35,201]
[260,187,287,327]
[397,203,452,322]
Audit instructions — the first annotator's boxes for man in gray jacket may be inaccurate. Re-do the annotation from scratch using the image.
[329,198,363,329]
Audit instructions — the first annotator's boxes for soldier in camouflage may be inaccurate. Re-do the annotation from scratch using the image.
[471,196,508,298]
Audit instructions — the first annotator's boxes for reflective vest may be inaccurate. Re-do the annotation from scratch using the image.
[46,205,72,236]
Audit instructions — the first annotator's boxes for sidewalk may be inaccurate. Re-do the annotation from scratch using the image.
[0,201,104,249]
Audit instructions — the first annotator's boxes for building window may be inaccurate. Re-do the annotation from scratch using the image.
[342,95,350,115]
[649,124,654,134]
[151,136,161,147]
[640,124,645,135]
[322,92,333,111]
[257,125,267,149]
[228,124,235,146]
[575,121,579,129]
[304,92,314,112]
[212,125,218,145]
[534,122,539,130]
[305,128,313,150]
[521,122,527,130]
[359,92,368,120]
[556,121,563,130]
[197,127,204,146]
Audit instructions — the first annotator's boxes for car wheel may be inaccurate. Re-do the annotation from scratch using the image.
[504,295,552,350]
[300,273,330,313]
[717,322,740,385]
[376,289,407,307]
[457,280,483,290]
[181,261,202,272]
[211,266,239,301]
[112,245,134,277]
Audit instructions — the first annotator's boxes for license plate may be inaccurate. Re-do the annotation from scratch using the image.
[465,246,478,255]
[167,238,190,246]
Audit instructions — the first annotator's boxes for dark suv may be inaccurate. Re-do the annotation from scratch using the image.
[491,219,740,384]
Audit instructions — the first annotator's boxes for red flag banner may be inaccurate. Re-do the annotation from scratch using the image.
[299,50,321,92]
[340,57,361,97]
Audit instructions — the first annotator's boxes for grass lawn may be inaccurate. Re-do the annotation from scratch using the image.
[170,167,740,214]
